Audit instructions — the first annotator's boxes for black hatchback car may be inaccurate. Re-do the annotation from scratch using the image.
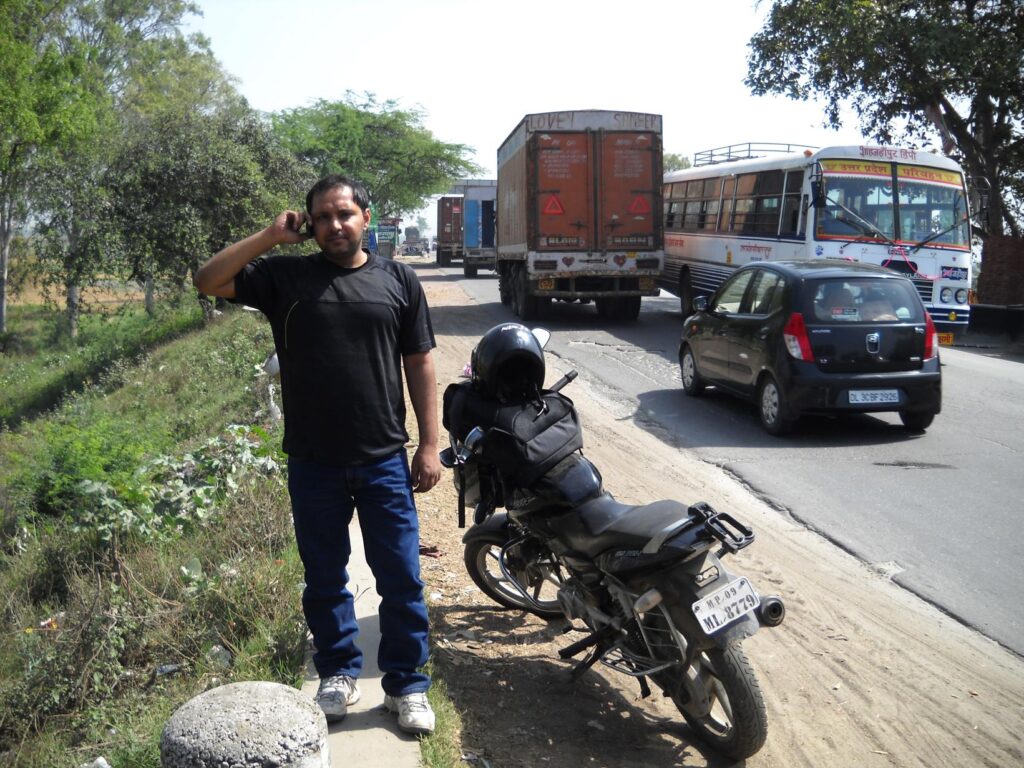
[679,260,942,435]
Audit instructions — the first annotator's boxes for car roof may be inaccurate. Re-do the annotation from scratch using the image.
[742,259,913,282]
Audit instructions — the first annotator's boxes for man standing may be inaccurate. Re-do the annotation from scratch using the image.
[193,175,440,735]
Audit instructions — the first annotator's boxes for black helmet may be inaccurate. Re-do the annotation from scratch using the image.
[471,323,546,400]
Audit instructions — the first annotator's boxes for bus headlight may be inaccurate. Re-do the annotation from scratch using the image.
[955,289,968,305]
[940,287,953,304]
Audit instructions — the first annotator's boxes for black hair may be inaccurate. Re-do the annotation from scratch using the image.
[305,174,370,214]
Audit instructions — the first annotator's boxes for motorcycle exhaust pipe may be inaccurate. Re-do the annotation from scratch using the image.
[756,595,786,627]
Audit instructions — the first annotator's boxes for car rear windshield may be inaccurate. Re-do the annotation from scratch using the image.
[806,278,924,323]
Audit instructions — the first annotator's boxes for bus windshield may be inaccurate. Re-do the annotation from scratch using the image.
[817,161,969,249]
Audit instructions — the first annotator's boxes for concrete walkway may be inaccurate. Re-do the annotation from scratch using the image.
[300,516,422,768]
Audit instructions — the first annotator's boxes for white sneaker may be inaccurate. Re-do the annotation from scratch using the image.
[384,691,435,735]
[316,675,361,722]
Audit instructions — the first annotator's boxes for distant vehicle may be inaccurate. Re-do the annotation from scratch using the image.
[436,195,464,267]
[401,242,423,256]
[678,260,941,435]
[452,180,497,278]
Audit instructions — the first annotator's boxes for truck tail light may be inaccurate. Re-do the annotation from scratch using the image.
[783,312,814,361]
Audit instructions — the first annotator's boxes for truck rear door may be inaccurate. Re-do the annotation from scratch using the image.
[533,131,592,251]
[598,131,659,251]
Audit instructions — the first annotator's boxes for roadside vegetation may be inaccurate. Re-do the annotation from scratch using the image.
[0,301,306,766]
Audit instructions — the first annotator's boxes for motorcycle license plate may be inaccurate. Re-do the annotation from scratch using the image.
[691,577,760,634]
[848,389,899,404]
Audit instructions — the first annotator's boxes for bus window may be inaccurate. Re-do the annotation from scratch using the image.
[779,170,804,237]
[683,200,701,230]
[703,199,720,230]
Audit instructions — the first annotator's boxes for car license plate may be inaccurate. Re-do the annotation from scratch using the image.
[849,389,899,404]
[938,332,954,346]
[692,577,760,634]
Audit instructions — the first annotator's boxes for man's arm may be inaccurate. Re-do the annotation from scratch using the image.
[193,210,310,298]
[403,349,442,493]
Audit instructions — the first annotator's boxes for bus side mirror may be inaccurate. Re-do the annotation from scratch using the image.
[810,180,825,208]
[809,162,826,208]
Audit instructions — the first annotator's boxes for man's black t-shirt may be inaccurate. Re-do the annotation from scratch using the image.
[233,251,435,465]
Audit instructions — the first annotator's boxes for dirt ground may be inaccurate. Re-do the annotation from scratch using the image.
[410,263,1024,768]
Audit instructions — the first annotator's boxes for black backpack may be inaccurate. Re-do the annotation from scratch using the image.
[442,381,584,489]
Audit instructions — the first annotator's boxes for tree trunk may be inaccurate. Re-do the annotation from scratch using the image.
[144,274,155,316]
[66,282,80,340]
[0,224,11,336]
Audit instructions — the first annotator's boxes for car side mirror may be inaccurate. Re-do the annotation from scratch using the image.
[693,296,708,313]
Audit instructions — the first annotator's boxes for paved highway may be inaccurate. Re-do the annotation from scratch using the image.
[444,267,1024,657]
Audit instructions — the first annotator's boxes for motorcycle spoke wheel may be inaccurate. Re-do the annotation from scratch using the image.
[672,645,768,761]
[464,536,564,619]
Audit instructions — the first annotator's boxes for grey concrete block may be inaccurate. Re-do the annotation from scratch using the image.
[161,681,328,767]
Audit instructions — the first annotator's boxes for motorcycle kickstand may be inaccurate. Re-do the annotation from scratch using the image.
[569,644,605,681]
[558,625,616,660]
[637,675,652,699]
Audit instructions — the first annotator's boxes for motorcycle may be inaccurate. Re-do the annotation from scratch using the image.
[438,323,785,761]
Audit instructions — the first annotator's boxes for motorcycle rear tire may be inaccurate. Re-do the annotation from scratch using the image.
[673,644,768,761]
[463,535,564,619]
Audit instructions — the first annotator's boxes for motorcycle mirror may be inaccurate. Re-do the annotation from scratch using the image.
[464,426,486,452]
[438,446,458,468]
[531,328,551,349]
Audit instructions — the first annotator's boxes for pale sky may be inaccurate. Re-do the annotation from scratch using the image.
[184,0,868,229]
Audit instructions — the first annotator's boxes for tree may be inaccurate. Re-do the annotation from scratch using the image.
[0,0,100,335]
[746,0,1024,238]
[108,108,310,318]
[271,93,481,219]
[664,152,692,173]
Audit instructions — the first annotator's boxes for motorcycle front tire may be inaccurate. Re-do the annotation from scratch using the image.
[672,644,768,761]
[463,535,564,619]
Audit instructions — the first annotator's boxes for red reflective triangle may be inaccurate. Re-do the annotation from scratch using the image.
[628,195,651,215]
[543,195,565,215]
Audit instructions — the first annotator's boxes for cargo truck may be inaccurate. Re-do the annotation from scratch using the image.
[453,180,497,278]
[435,195,463,267]
[496,110,664,321]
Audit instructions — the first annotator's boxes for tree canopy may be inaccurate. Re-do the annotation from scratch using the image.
[271,93,482,219]
[746,0,1024,237]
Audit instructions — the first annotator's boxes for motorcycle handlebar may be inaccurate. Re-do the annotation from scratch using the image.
[548,370,578,393]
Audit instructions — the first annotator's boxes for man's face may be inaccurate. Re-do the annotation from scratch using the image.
[309,185,370,260]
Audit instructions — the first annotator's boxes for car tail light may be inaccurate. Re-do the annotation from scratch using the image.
[783,312,814,361]
[923,312,939,360]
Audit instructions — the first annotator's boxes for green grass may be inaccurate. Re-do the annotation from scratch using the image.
[0,296,204,429]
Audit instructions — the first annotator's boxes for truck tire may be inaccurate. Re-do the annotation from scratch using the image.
[613,296,641,322]
[678,269,694,316]
[513,265,540,321]
[498,267,513,305]
[464,263,478,278]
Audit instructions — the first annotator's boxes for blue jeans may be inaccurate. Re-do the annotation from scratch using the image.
[288,451,430,696]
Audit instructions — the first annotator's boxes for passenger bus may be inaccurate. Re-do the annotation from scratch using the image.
[661,143,975,341]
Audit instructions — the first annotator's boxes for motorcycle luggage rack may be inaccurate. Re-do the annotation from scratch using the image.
[643,502,754,555]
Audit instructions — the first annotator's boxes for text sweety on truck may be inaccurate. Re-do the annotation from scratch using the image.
[495,109,665,322]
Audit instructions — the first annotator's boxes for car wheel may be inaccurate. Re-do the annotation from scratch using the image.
[758,374,794,436]
[899,410,935,432]
[680,344,705,396]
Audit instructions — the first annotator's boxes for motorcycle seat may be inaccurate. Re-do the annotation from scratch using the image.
[556,493,702,559]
